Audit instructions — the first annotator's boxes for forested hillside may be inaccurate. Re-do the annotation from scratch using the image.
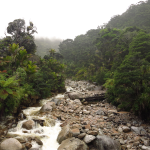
[106,0,150,31]
[59,0,150,120]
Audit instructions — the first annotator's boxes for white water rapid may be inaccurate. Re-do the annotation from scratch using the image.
[7,94,65,150]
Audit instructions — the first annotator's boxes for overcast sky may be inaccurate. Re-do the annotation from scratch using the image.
[0,0,142,40]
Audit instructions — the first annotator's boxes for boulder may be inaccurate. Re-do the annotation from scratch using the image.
[58,137,89,150]
[22,120,35,130]
[93,135,121,150]
[57,124,72,144]
[84,134,96,144]
[131,126,147,135]
[0,138,22,150]
[68,92,82,100]
[51,98,62,105]
[40,102,56,113]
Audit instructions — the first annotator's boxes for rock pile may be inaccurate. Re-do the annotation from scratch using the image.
[54,80,150,150]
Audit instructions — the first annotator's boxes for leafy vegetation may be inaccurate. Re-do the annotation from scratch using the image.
[0,19,65,116]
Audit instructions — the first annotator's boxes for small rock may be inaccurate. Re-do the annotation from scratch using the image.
[87,130,98,136]
[122,126,131,133]
[96,109,105,115]
[25,142,32,149]
[85,124,91,130]
[118,126,123,132]
[70,128,80,137]
[35,137,43,145]
[78,133,86,139]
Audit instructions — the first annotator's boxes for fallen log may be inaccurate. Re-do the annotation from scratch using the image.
[79,93,105,102]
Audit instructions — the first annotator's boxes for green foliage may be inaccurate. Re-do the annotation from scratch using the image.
[30,58,65,98]
[0,74,18,100]
[25,61,37,75]
[0,41,65,116]
[0,73,22,114]
[106,1,150,31]
[105,31,150,119]
[95,67,109,85]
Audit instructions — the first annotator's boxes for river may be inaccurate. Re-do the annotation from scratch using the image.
[8,94,65,150]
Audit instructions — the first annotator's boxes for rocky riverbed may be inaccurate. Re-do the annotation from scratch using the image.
[0,79,150,150]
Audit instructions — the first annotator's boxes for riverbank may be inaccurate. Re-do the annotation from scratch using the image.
[0,80,150,150]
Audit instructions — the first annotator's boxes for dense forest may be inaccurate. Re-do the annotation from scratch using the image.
[58,0,150,120]
[0,19,65,116]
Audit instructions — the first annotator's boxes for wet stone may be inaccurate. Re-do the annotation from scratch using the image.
[25,142,32,149]
[35,137,43,145]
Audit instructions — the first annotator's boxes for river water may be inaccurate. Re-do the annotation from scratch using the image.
[8,94,65,150]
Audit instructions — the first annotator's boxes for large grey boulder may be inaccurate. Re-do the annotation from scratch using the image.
[68,92,82,100]
[93,135,121,150]
[58,137,89,150]
[0,138,22,150]
[40,102,56,113]
[51,98,62,105]
[57,124,72,144]
[84,134,96,144]
[131,126,147,135]
[22,120,35,130]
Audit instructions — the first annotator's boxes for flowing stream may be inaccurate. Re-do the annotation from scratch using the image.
[7,94,65,150]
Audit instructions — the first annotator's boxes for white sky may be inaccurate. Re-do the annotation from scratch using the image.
[0,0,142,40]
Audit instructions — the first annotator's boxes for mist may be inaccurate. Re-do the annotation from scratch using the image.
[35,37,62,58]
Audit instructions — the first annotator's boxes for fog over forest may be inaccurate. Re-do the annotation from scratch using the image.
[35,37,62,57]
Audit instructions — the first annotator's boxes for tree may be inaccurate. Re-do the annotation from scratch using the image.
[105,31,150,119]
[44,49,63,60]
[6,19,37,54]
